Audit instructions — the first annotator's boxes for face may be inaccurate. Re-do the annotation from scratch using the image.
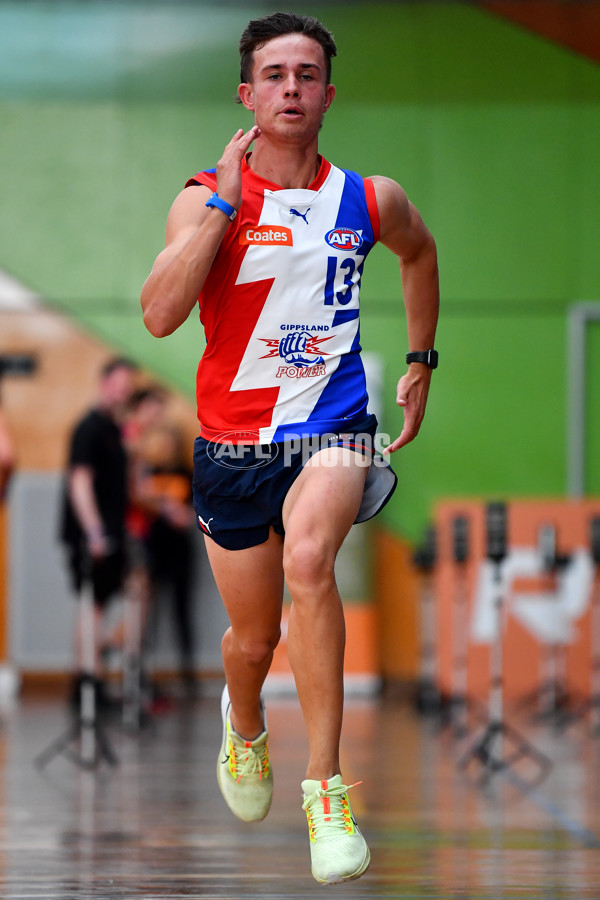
[238,33,335,142]
[135,395,165,430]
[101,366,136,412]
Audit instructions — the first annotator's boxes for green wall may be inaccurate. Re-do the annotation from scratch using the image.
[1,1,599,540]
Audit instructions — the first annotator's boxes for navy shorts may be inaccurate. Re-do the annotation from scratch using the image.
[192,414,397,551]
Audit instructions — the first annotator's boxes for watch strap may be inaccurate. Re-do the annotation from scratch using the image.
[406,349,438,369]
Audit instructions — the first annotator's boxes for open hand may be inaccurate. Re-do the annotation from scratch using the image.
[215,126,261,211]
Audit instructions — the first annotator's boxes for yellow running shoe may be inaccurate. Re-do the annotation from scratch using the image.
[301,775,370,884]
[216,685,273,822]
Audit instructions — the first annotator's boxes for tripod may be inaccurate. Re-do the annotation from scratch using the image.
[588,544,600,737]
[459,502,551,785]
[445,515,471,736]
[532,524,574,726]
[413,524,442,715]
[121,565,150,732]
[564,515,600,735]
[35,564,118,771]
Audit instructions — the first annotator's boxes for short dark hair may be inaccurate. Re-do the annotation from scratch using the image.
[128,385,166,410]
[100,356,138,379]
[239,12,337,86]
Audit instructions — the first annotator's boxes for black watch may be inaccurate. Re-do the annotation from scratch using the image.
[406,349,438,369]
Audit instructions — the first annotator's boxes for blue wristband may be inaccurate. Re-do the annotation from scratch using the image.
[205,192,237,222]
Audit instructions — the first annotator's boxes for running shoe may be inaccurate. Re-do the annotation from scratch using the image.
[301,774,370,884]
[216,684,273,822]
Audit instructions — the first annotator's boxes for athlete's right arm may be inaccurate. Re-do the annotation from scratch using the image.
[141,186,226,337]
[141,125,260,338]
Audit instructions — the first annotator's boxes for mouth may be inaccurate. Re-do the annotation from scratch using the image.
[281,106,303,118]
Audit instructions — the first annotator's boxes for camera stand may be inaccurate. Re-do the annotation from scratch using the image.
[532,524,576,728]
[582,558,600,736]
[121,570,148,733]
[35,573,118,771]
[458,503,551,786]
[561,516,600,735]
[443,515,472,737]
[413,524,442,716]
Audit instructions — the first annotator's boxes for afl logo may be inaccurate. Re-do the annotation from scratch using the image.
[325,227,363,252]
[206,432,280,469]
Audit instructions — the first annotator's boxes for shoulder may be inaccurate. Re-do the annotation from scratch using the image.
[169,168,219,224]
[185,168,218,190]
[366,175,433,258]
[367,176,410,227]
[73,409,98,436]
[75,409,112,440]
[70,412,100,462]
[169,182,214,219]
[164,182,214,246]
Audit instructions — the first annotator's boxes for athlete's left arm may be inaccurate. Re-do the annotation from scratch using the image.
[368,176,440,452]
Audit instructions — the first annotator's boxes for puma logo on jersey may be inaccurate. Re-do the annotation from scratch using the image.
[240,226,293,246]
[290,207,310,224]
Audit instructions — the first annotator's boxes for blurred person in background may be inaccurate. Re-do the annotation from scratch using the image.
[0,406,14,502]
[60,356,138,708]
[121,385,168,659]
[140,422,197,699]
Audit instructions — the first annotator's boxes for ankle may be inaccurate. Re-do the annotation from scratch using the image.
[305,767,341,782]
[230,707,265,742]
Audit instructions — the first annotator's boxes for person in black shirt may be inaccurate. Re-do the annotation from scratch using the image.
[61,356,138,702]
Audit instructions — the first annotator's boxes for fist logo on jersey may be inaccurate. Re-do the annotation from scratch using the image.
[259,331,333,369]
[280,331,324,367]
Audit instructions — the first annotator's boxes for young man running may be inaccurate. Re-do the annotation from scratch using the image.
[141,12,439,884]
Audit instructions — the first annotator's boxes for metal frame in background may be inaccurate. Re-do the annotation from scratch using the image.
[567,302,600,498]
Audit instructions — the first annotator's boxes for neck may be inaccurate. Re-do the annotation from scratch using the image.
[248,139,320,189]
[97,398,117,420]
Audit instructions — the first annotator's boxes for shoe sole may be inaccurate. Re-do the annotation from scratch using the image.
[313,844,371,885]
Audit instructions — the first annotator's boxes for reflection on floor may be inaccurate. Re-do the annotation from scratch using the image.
[0,687,598,899]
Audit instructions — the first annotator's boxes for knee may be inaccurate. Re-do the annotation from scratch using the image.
[227,628,281,667]
[283,536,334,594]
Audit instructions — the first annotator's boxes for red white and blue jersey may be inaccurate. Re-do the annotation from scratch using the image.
[186,155,380,443]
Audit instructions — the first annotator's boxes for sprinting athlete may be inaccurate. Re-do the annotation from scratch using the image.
[141,12,439,885]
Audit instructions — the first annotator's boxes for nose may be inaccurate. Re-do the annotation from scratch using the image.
[284,75,300,97]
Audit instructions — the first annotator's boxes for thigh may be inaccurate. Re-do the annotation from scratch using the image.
[204,528,285,636]
[282,447,369,555]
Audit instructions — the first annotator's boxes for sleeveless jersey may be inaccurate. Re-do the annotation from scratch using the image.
[186,155,379,444]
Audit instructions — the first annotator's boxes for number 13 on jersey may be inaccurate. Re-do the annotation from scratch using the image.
[324,256,363,306]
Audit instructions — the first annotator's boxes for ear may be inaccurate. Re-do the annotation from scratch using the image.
[238,83,255,111]
[323,83,336,114]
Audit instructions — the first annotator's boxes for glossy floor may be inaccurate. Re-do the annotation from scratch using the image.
[0,687,599,899]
